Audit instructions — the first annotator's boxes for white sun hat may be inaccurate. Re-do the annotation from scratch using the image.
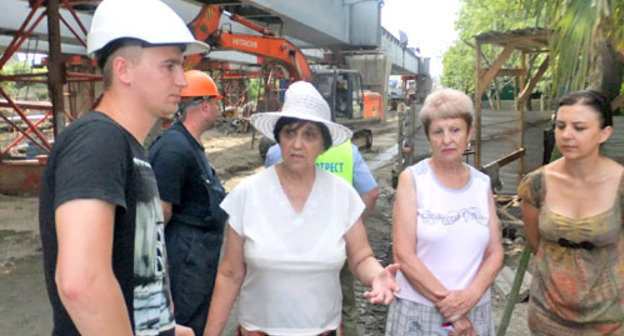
[250,81,352,147]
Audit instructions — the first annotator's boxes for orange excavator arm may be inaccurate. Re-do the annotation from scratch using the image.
[185,5,312,82]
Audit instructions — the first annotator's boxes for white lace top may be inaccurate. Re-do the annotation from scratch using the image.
[395,159,492,306]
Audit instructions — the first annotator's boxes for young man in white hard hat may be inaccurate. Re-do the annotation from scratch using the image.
[38,1,209,335]
[148,70,227,336]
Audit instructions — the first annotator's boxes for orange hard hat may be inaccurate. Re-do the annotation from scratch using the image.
[181,70,223,98]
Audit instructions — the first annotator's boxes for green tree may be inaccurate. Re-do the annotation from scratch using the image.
[442,0,540,99]
[441,41,475,92]
[0,59,48,99]
[246,78,265,103]
[446,0,624,101]
[455,0,536,41]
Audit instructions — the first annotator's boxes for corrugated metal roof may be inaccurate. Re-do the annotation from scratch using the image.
[474,28,551,52]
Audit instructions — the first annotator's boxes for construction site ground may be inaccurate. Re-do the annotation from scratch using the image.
[0,107,559,336]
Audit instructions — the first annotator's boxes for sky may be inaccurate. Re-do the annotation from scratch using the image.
[381,0,462,79]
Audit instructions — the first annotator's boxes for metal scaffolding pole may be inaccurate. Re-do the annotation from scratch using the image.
[47,0,66,137]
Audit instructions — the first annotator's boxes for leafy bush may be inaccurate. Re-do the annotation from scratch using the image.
[0,59,48,100]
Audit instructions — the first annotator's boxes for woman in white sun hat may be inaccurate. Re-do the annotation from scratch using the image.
[204,81,399,336]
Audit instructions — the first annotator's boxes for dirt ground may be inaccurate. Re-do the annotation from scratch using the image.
[0,111,531,335]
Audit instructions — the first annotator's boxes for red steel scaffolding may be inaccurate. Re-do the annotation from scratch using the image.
[0,0,101,195]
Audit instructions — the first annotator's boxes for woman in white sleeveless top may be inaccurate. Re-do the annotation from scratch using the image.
[204,82,400,336]
[386,89,503,336]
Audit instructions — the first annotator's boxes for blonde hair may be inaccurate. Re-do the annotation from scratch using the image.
[420,88,474,135]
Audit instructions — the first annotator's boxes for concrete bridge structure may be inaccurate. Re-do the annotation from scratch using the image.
[0,0,431,196]
[0,0,426,76]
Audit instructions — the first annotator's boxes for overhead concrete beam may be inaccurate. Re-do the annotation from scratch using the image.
[349,0,381,47]
[203,49,324,66]
[381,29,420,75]
[206,50,258,64]
[242,0,382,47]
[0,0,415,76]
[0,35,86,56]
[301,49,325,62]
[164,1,317,51]
[243,0,348,46]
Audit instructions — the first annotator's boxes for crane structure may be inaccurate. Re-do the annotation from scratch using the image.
[185,4,383,132]
[185,4,311,82]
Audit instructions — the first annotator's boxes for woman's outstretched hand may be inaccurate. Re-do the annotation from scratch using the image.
[364,263,401,305]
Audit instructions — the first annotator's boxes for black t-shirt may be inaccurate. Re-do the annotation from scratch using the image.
[39,111,175,336]
[148,122,226,232]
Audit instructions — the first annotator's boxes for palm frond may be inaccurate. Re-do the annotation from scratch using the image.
[550,0,602,95]
[523,0,624,99]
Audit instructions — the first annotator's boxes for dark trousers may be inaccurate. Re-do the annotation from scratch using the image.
[166,223,223,336]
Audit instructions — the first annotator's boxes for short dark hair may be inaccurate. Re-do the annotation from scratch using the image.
[273,117,332,150]
[96,39,145,89]
[95,38,146,70]
[558,90,613,128]
[176,97,217,121]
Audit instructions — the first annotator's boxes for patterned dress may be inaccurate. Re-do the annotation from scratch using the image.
[518,168,624,335]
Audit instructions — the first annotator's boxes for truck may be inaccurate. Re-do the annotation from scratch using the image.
[311,69,382,149]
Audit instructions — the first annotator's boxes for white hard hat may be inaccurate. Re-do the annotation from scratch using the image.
[87,0,210,57]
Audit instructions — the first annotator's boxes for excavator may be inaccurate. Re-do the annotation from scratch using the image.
[185,4,383,151]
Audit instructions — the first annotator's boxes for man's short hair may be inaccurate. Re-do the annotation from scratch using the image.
[97,38,145,89]
[176,97,218,122]
[176,98,202,122]
[96,38,186,89]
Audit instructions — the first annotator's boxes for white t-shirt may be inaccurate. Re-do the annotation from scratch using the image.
[220,165,365,336]
[395,159,492,306]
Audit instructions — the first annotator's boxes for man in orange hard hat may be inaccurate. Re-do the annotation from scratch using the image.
[149,70,227,336]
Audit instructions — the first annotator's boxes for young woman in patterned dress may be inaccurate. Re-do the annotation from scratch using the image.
[519,90,624,335]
